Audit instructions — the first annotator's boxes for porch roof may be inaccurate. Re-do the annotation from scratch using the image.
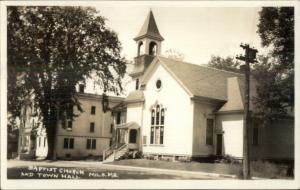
[116,122,140,129]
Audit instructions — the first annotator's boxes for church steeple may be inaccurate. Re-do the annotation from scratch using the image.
[130,10,164,80]
[134,10,164,41]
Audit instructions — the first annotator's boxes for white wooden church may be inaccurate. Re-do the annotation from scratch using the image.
[104,10,294,162]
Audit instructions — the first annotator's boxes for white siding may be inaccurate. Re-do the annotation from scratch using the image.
[215,114,244,158]
[192,102,216,156]
[222,120,243,158]
[141,63,194,156]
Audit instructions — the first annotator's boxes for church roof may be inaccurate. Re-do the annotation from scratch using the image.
[134,10,164,41]
[142,56,245,103]
[125,90,145,103]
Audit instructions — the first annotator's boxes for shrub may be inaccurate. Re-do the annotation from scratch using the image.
[250,160,291,179]
[133,151,143,159]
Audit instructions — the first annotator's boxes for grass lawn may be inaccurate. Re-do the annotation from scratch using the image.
[109,159,293,179]
[109,159,241,176]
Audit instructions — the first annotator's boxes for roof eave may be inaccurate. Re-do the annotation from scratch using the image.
[134,34,164,41]
[191,96,227,105]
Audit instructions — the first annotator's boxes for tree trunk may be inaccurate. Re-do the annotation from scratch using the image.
[45,108,58,160]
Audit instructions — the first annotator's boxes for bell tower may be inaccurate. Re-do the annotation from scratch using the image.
[130,10,164,89]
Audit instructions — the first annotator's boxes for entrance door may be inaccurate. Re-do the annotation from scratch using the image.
[129,129,137,143]
[216,134,223,155]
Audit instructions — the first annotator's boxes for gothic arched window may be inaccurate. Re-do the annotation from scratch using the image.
[150,104,165,145]
[138,41,144,56]
[149,42,157,56]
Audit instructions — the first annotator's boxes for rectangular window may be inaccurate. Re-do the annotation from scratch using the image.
[206,119,214,145]
[150,127,154,144]
[63,138,68,149]
[91,106,96,115]
[63,138,74,149]
[79,84,85,93]
[86,139,91,149]
[143,136,147,144]
[69,138,74,149]
[160,127,164,144]
[155,126,160,144]
[253,127,259,146]
[151,111,155,125]
[67,120,72,130]
[90,122,95,132]
[92,139,96,149]
[86,139,96,149]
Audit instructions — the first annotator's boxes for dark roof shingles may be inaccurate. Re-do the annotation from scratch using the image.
[158,56,244,101]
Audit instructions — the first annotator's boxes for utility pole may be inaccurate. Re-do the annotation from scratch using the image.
[236,43,257,180]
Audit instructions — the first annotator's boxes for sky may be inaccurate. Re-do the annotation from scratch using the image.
[88,4,268,95]
[95,5,266,65]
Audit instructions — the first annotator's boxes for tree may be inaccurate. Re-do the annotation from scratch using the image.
[164,49,185,61]
[7,6,127,158]
[255,7,294,122]
[207,55,241,73]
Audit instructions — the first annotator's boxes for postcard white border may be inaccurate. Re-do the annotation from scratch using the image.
[1,1,299,189]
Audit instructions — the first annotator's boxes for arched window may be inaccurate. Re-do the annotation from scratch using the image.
[150,104,165,145]
[138,41,144,56]
[161,109,165,125]
[149,42,157,56]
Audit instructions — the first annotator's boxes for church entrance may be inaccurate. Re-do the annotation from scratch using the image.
[216,134,223,155]
[115,122,140,150]
[129,129,137,143]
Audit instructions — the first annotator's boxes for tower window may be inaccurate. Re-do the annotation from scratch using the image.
[149,42,157,56]
[138,41,144,56]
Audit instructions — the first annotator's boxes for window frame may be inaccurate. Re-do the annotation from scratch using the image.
[63,138,74,149]
[150,104,165,145]
[90,122,95,133]
[67,120,73,130]
[86,138,96,150]
[91,106,96,115]
[79,84,85,93]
